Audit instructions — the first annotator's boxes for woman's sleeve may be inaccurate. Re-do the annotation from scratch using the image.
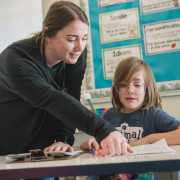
[5,48,116,144]
[53,118,75,146]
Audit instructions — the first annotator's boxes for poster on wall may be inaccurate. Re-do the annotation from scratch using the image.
[99,8,140,43]
[139,0,180,15]
[102,44,142,79]
[98,0,137,7]
[80,0,180,104]
[143,19,180,55]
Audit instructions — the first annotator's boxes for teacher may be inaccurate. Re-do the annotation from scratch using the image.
[0,1,132,156]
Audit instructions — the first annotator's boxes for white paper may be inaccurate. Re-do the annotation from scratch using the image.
[126,138,175,156]
[6,153,30,160]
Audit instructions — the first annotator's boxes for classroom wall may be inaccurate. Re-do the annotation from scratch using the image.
[41,0,80,18]
[42,0,180,121]
[161,95,180,120]
[0,0,42,53]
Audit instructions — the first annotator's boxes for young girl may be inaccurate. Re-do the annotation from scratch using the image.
[80,57,180,179]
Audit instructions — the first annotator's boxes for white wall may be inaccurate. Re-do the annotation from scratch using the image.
[42,0,80,19]
[0,0,42,52]
[41,0,57,18]
[161,95,180,120]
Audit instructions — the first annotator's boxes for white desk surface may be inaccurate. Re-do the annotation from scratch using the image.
[1,145,180,180]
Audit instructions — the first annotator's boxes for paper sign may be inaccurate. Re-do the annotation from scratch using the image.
[98,0,136,7]
[102,45,142,79]
[140,0,180,15]
[143,19,180,55]
[99,8,140,43]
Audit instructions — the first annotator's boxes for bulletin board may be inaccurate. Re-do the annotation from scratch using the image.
[80,0,180,103]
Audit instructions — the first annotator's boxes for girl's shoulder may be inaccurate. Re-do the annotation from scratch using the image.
[104,107,118,117]
[147,106,174,119]
[146,106,163,113]
[105,107,118,113]
[103,107,122,123]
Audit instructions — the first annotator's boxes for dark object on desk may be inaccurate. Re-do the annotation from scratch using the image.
[6,149,54,162]
[6,149,84,163]
[28,149,54,162]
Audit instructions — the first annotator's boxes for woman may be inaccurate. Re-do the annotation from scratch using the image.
[0,1,132,156]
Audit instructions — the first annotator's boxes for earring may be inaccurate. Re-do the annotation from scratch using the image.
[48,43,52,49]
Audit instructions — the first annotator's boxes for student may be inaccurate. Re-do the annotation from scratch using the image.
[80,57,180,179]
[0,1,132,158]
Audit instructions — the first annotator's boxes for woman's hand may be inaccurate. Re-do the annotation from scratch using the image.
[44,142,73,152]
[80,138,100,150]
[100,131,134,155]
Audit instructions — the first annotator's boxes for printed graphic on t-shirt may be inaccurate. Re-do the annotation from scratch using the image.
[116,123,143,143]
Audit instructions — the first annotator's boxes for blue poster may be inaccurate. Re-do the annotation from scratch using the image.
[88,0,180,92]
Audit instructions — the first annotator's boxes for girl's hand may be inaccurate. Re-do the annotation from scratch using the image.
[80,138,100,150]
[44,142,73,152]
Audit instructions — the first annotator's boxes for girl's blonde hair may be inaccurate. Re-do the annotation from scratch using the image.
[112,57,162,110]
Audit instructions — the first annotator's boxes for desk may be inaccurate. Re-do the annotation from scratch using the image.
[0,145,180,180]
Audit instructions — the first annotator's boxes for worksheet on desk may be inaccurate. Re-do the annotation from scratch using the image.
[126,138,175,156]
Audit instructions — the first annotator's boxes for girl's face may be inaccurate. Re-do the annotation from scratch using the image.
[118,71,146,113]
[46,20,88,67]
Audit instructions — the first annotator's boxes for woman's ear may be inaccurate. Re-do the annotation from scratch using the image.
[43,27,48,32]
